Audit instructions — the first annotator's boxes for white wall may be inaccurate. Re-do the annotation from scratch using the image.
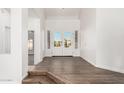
[96,9,124,73]
[45,20,80,56]
[80,8,124,74]
[28,18,41,65]
[0,10,10,54]
[22,9,28,79]
[80,9,96,65]
[39,9,46,60]
[28,9,46,63]
[0,8,28,83]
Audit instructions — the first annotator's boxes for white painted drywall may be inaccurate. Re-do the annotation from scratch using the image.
[28,9,46,62]
[46,8,80,19]
[0,11,10,54]
[39,9,46,60]
[22,9,28,79]
[28,18,41,65]
[0,8,28,83]
[80,9,96,65]
[80,8,124,74]
[96,8,124,73]
[45,20,80,56]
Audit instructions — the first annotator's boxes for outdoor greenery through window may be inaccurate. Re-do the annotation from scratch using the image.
[64,32,72,48]
[54,32,62,47]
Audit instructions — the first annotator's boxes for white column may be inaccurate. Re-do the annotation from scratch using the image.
[0,8,28,84]
[11,8,28,83]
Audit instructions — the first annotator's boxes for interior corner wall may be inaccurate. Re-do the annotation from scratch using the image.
[22,9,28,79]
[80,8,96,65]
[96,8,124,73]
[39,9,46,60]
[80,8,124,74]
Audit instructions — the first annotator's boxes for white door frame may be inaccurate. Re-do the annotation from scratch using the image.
[51,31,75,56]
[51,31,63,56]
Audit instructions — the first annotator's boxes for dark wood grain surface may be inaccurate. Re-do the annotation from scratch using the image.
[24,57,124,84]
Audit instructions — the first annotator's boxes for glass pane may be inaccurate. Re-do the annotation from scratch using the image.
[75,30,78,49]
[28,39,33,50]
[28,31,34,54]
[47,30,50,49]
[0,8,11,54]
[64,32,72,48]
[54,32,62,48]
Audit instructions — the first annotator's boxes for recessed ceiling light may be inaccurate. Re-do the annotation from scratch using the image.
[59,8,64,10]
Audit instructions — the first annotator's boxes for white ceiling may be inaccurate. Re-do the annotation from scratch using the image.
[45,8,81,19]
[0,8,10,14]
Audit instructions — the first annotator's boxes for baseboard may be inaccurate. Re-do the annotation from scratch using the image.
[40,58,43,62]
[0,81,17,84]
[22,73,28,80]
[52,56,73,57]
[80,56,96,67]
[80,56,124,74]
[95,64,124,74]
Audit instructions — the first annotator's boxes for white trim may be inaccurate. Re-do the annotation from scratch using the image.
[81,56,96,67]
[81,56,124,74]
[95,64,124,74]
[22,72,28,80]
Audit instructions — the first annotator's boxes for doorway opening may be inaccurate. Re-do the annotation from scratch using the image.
[28,30,34,66]
[52,31,75,56]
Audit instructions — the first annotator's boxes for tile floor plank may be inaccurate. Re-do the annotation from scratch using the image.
[24,57,124,84]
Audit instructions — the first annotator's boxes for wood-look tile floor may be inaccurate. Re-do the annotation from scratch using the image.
[30,57,124,84]
[23,75,56,84]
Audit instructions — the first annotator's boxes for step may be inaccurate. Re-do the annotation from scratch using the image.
[23,70,72,84]
[47,72,72,84]
[28,70,47,76]
[22,75,56,84]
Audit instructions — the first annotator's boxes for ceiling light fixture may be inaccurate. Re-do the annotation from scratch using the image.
[59,8,64,10]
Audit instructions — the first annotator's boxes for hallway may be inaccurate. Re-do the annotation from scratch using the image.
[1,8,124,84]
[23,57,124,84]
[0,0,124,92]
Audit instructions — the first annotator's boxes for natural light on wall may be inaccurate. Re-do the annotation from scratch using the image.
[0,8,11,54]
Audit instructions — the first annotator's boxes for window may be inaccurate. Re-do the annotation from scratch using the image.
[75,30,78,49]
[28,31,34,54]
[54,32,62,48]
[47,30,50,49]
[0,9,11,54]
[64,32,72,48]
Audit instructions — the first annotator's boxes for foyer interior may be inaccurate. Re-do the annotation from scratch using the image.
[1,8,124,84]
